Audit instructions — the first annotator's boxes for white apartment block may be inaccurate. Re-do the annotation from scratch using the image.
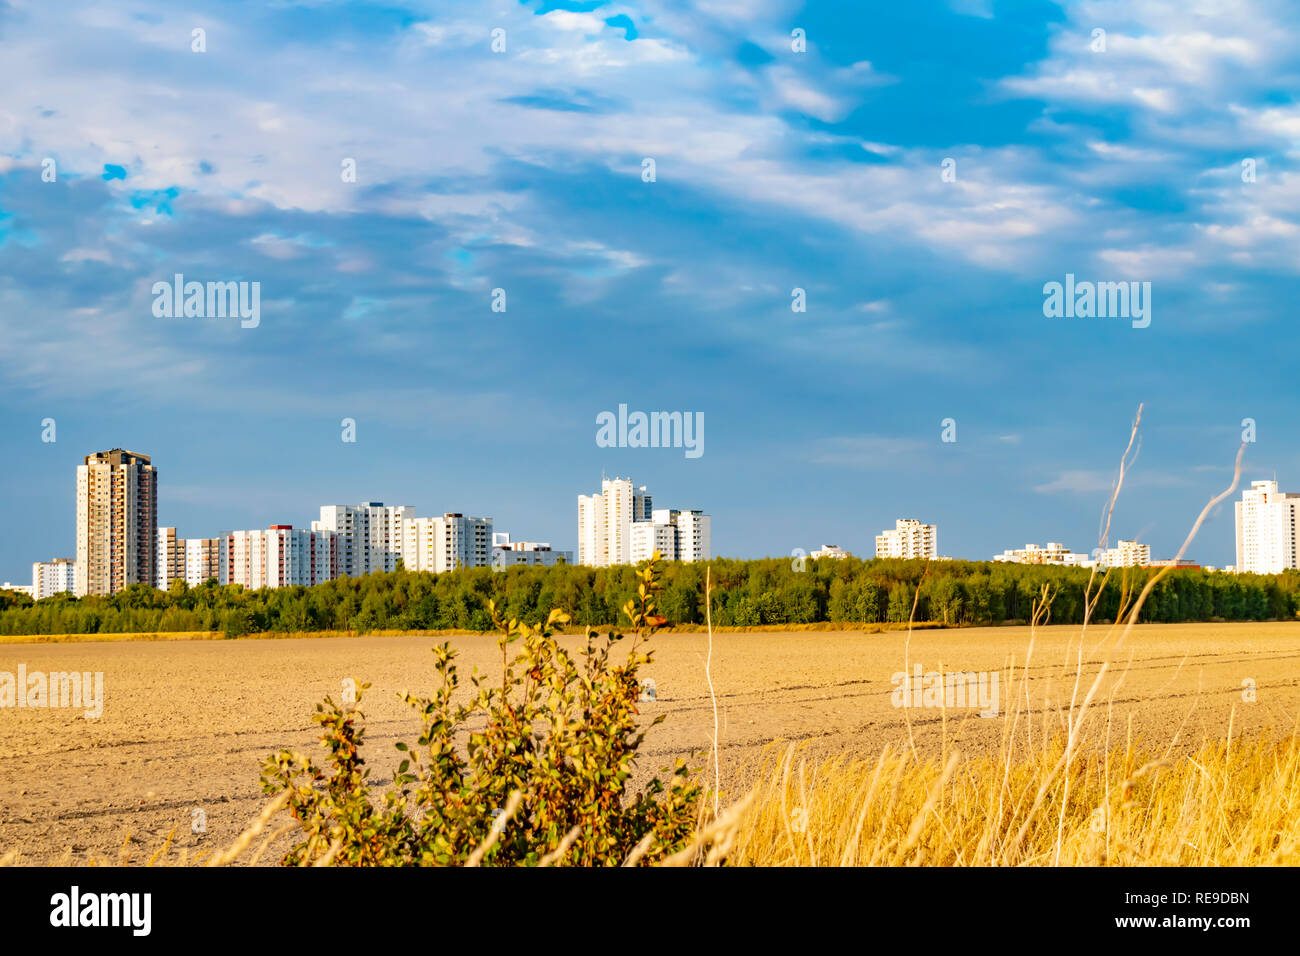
[630,518,679,565]
[225,526,338,589]
[1235,480,1300,574]
[2,582,34,597]
[578,477,651,567]
[875,519,938,560]
[442,514,492,570]
[810,545,850,560]
[627,508,712,564]
[158,529,220,588]
[992,540,1148,569]
[315,501,413,577]
[672,509,710,563]
[491,533,573,568]
[993,542,1081,565]
[579,478,707,567]
[184,538,222,587]
[400,513,493,573]
[577,493,605,567]
[32,558,77,599]
[1098,539,1151,569]
[400,517,439,573]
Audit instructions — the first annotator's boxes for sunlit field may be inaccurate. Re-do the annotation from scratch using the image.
[2,620,1297,865]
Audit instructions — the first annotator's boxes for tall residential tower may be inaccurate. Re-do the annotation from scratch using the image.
[315,502,413,577]
[75,449,157,596]
[1235,480,1300,574]
[400,513,493,572]
[578,477,651,567]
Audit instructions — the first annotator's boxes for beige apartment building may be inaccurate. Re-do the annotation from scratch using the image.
[158,528,223,588]
[75,449,158,596]
[157,526,186,588]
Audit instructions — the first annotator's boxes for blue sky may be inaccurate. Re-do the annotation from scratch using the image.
[3,0,1300,579]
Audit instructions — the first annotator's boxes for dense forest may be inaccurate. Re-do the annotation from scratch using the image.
[3,556,1299,637]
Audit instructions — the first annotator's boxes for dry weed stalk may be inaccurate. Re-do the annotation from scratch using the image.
[704,566,721,817]
[201,791,291,867]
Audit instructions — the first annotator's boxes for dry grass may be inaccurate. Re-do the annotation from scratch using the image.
[0,628,493,645]
[696,406,1293,867]
[726,728,1300,866]
[0,631,226,644]
[9,722,1294,867]
[0,621,952,646]
[708,405,1300,867]
[670,621,952,634]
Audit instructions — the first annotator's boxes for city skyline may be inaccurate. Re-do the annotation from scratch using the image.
[5,440,1285,589]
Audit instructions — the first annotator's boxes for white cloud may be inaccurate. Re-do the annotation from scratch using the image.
[59,248,113,264]
[1034,470,1116,494]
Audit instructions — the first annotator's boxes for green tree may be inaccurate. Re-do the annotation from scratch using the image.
[886,582,915,623]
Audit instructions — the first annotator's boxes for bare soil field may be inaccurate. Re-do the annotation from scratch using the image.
[2,622,1299,865]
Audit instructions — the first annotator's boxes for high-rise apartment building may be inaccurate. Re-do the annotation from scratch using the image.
[224,526,338,589]
[159,528,222,588]
[577,493,607,567]
[674,509,711,563]
[399,517,438,573]
[400,513,493,572]
[875,519,937,560]
[1235,480,1300,574]
[315,502,413,577]
[184,538,222,587]
[630,516,679,565]
[577,478,651,567]
[157,527,186,588]
[31,558,76,599]
[75,449,158,596]
[623,507,712,565]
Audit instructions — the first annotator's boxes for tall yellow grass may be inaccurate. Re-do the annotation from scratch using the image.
[727,730,1300,866]
[714,405,1299,867]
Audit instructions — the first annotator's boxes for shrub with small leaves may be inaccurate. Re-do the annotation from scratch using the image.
[261,552,700,865]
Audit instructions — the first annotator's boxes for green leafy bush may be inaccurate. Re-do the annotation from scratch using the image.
[261,553,701,866]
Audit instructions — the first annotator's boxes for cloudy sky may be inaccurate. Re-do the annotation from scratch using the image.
[2,0,1299,579]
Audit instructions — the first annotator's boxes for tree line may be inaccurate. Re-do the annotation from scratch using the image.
[1,556,1298,637]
